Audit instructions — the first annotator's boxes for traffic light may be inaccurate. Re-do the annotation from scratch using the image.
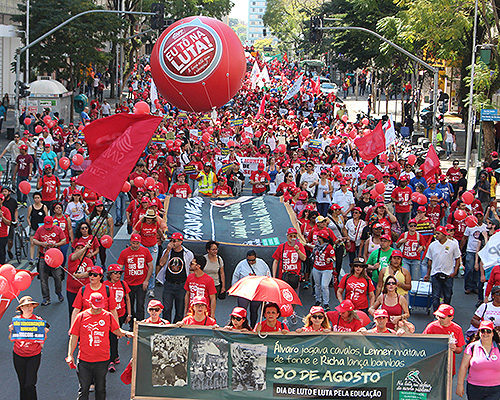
[150,3,165,30]
[309,16,323,43]
[17,81,30,98]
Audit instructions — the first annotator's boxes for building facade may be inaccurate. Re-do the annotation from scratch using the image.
[0,0,22,100]
[247,0,267,44]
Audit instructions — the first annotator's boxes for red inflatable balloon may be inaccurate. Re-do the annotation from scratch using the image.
[122,181,131,193]
[416,194,427,205]
[44,248,64,268]
[100,235,113,249]
[0,264,16,282]
[0,275,8,296]
[59,157,70,170]
[12,271,32,293]
[465,215,478,228]
[454,209,467,221]
[375,182,385,194]
[72,154,84,166]
[280,303,294,318]
[134,176,145,188]
[166,139,174,149]
[361,118,369,126]
[35,125,43,134]
[43,116,51,125]
[407,154,417,166]
[18,180,31,195]
[150,16,246,112]
[23,117,31,126]
[461,191,474,205]
[411,192,420,203]
[370,188,379,199]
[48,120,56,129]
[144,177,155,187]
[134,101,150,114]
[277,144,286,153]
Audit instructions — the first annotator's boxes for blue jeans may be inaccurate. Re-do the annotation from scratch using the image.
[146,244,158,291]
[312,268,332,306]
[446,141,453,157]
[162,281,186,323]
[16,176,29,203]
[60,243,69,269]
[431,274,453,311]
[317,203,330,217]
[464,251,479,292]
[114,192,127,224]
[420,255,429,281]
[403,258,420,281]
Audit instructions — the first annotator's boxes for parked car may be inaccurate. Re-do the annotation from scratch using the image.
[320,82,338,95]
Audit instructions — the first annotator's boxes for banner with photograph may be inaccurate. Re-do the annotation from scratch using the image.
[132,325,450,400]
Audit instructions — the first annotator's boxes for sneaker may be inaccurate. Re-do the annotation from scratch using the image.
[108,362,116,373]
[7,250,13,260]
[41,300,51,306]
[314,301,321,306]
[114,356,120,364]
[323,304,330,311]
[148,290,155,298]
[58,294,64,303]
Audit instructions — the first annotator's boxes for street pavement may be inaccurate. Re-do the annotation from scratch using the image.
[0,96,479,399]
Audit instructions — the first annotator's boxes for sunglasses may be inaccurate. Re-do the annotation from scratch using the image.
[247,258,257,263]
[81,226,89,230]
[231,316,243,321]
[311,314,324,319]
[480,329,493,334]
[386,282,397,286]
[149,308,160,312]
[89,272,101,277]
[111,271,123,274]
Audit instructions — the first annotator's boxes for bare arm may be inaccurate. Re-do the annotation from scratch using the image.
[209,293,216,317]
[456,353,471,397]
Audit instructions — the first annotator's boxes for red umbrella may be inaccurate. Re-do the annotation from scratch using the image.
[228,276,302,306]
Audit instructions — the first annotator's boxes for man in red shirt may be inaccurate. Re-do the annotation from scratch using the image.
[184,255,217,317]
[249,163,270,195]
[0,194,11,264]
[391,176,412,231]
[168,173,192,198]
[67,292,133,399]
[128,162,147,198]
[33,216,66,306]
[423,304,465,375]
[426,195,445,227]
[117,233,153,322]
[36,164,60,210]
[272,227,306,280]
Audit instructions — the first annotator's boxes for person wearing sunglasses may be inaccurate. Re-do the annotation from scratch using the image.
[223,307,252,332]
[358,309,397,334]
[296,306,331,333]
[466,286,500,341]
[369,274,410,330]
[143,300,169,325]
[456,320,500,399]
[66,240,93,320]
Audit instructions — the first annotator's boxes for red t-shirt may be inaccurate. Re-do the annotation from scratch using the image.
[272,242,306,277]
[313,244,335,271]
[426,204,444,227]
[397,232,425,260]
[326,311,363,332]
[143,317,170,324]
[70,309,120,362]
[250,170,270,194]
[276,182,294,196]
[73,235,99,254]
[181,315,217,326]
[117,246,153,286]
[169,182,192,198]
[38,175,60,201]
[307,226,337,246]
[33,225,65,255]
[66,255,93,293]
[423,320,465,375]
[132,206,147,228]
[129,171,147,198]
[12,314,45,357]
[213,185,233,197]
[0,206,11,237]
[391,186,412,213]
[53,215,71,242]
[338,275,375,310]
[184,273,216,308]
[72,284,117,311]
[446,167,461,183]
[255,320,289,332]
[133,219,159,247]
[105,280,131,317]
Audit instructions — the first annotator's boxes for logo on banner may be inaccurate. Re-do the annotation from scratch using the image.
[395,370,432,394]
[281,288,293,302]
[158,18,223,83]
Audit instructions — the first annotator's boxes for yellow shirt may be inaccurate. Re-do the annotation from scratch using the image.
[491,176,497,198]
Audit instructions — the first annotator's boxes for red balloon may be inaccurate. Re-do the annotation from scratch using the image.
[341,114,348,123]
[100,235,113,249]
[18,180,31,195]
[43,116,51,125]
[301,127,310,135]
[44,248,64,268]
[59,157,70,170]
[166,139,174,149]
[134,101,150,114]
[23,117,31,126]
[370,188,379,199]
[150,16,246,112]
[122,181,131,193]
[461,191,474,205]
[134,176,145,188]
[375,182,385,194]
[35,125,43,134]
[280,303,294,318]
[349,129,357,139]
[277,144,286,153]
[144,177,155,187]
[407,154,417,166]
[48,120,56,129]
[361,118,369,126]
[72,154,84,166]
[411,192,420,202]
[227,140,235,148]
[202,133,210,144]
[0,276,8,296]
[12,271,32,293]
[0,264,16,282]
[416,194,427,205]
[465,215,478,228]
[454,209,467,221]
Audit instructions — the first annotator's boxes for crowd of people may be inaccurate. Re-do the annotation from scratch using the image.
[6,52,500,400]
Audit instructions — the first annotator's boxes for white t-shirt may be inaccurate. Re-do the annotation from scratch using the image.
[333,189,355,213]
[300,171,319,196]
[101,103,111,115]
[345,219,367,246]
[426,239,461,276]
[466,302,500,334]
[464,224,487,253]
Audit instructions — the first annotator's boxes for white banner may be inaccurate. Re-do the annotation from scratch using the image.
[284,74,303,101]
[250,62,261,89]
[150,79,158,113]
[479,231,500,268]
[383,115,397,147]
[215,155,266,176]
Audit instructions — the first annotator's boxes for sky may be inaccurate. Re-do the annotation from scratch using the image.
[229,0,248,23]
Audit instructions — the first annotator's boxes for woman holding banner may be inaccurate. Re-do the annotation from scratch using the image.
[180,296,217,327]
[9,296,49,400]
[296,306,331,333]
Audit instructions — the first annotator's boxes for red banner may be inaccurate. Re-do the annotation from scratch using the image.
[354,121,386,160]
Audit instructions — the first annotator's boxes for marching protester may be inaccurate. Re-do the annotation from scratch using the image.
[223,307,252,332]
[183,255,217,318]
[295,306,331,333]
[254,302,289,333]
[180,296,217,327]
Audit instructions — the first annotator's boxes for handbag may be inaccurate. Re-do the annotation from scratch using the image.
[346,221,362,253]
[282,271,300,289]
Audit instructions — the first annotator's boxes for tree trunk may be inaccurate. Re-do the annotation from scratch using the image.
[483,121,496,164]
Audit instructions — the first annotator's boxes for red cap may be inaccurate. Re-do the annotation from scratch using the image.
[148,299,164,310]
[374,309,389,319]
[230,307,247,319]
[339,179,347,185]
[330,203,342,210]
[391,249,403,258]
[298,191,308,200]
[352,206,362,213]
[436,226,449,235]
[380,234,392,241]
[73,240,86,248]
[90,265,104,275]
[191,296,208,306]
[107,264,123,272]
[309,306,325,315]
[44,143,50,148]
[171,232,184,240]
[90,292,104,309]
[130,233,142,242]
[479,320,494,330]
[428,178,436,184]
[335,299,354,313]
[408,219,417,225]
[492,151,498,157]
[140,197,151,204]
[44,216,54,226]
[317,229,329,239]
[305,204,316,211]
[399,176,408,182]
[434,304,454,318]
[287,227,298,235]
[258,163,265,170]
[372,223,383,229]
[439,175,446,181]
[95,200,103,206]
[417,206,426,212]
[19,144,28,150]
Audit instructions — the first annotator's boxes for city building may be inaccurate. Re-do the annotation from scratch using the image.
[0,0,22,98]
[247,0,267,44]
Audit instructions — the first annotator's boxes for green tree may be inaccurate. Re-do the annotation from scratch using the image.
[229,18,247,44]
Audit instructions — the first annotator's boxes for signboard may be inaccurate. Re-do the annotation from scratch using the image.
[308,139,322,150]
[10,317,46,341]
[289,164,360,180]
[215,156,266,177]
[230,118,244,126]
[132,325,451,400]
[39,99,57,107]
[480,109,500,121]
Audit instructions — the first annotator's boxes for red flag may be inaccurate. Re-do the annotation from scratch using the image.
[77,114,162,200]
[312,76,321,94]
[256,95,266,119]
[360,162,383,181]
[354,121,386,160]
[421,144,441,178]
[283,52,288,62]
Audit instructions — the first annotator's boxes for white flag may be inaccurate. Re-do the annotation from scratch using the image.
[257,65,270,88]
[479,231,500,269]
[150,79,158,113]
[284,74,303,101]
[383,115,396,147]
[250,62,260,89]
